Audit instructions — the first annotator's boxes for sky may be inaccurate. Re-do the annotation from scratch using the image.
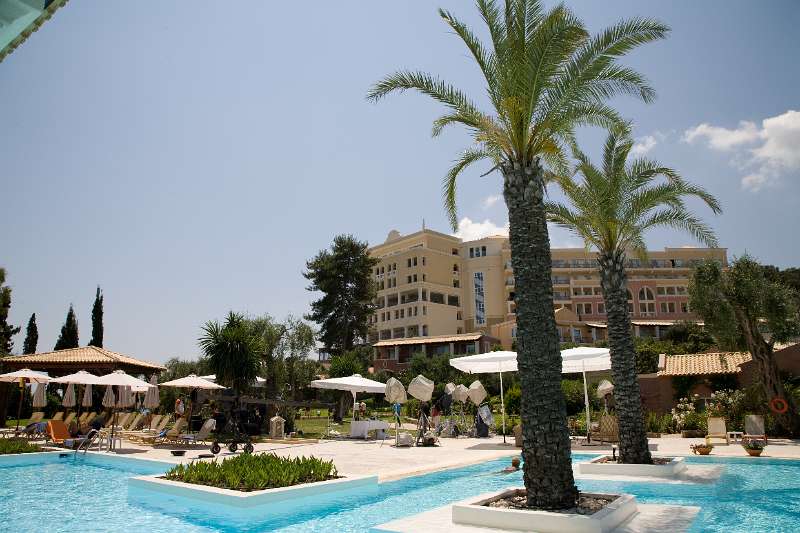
[2,1,798,363]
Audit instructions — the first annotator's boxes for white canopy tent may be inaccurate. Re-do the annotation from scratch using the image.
[449,347,611,442]
[309,374,385,421]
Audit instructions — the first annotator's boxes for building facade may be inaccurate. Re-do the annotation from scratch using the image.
[368,228,727,353]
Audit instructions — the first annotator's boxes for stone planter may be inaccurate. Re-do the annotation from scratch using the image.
[578,455,687,478]
[681,430,705,438]
[452,489,637,533]
[691,445,713,455]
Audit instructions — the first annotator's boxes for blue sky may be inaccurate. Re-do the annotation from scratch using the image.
[2,1,798,363]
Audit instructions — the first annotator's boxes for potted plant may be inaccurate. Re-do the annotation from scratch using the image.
[742,439,765,457]
[690,443,713,455]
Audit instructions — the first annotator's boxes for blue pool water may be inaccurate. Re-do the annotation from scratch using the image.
[0,452,798,532]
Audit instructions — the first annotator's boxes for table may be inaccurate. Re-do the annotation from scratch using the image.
[350,420,389,439]
[728,431,743,443]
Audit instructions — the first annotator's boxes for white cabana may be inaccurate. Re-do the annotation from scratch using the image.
[310,374,385,421]
[143,374,160,410]
[0,368,51,430]
[161,374,226,390]
[62,383,76,408]
[450,351,516,443]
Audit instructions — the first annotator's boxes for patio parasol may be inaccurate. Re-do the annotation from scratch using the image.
[0,368,51,430]
[62,383,76,409]
[96,370,153,451]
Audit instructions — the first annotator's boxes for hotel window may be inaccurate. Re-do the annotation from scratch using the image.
[422,306,427,316]
[413,257,418,267]
[481,246,487,256]
[422,325,428,336]
[676,286,687,295]
[681,302,689,313]
[639,287,655,301]
[400,309,404,318]
[422,290,428,301]
[422,274,426,282]
[447,295,460,306]
[422,256,426,266]
[407,258,412,268]
[666,286,676,295]
[474,272,486,325]
[469,247,475,258]
[452,248,459,256]
[453,264,459,272]
[657,286,666,295]
[639,302,656,314]
[593,287,603,295]
[407,276,412,284]
[456,311,462,320]
[573,288,581,296]
[453,280,460,288]
[597,303,606,314]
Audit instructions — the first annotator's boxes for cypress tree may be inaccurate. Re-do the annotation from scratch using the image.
[89,286,103,347]
[22,313,38,354]
[0,268,21,355]
[54,305,79,350]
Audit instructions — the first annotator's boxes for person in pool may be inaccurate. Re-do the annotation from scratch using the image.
[501,457,521,473]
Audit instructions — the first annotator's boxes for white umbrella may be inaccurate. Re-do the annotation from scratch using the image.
[561,347,611,441]
[102,385,116,408]
[310,374,385,421]
[117,386,134,408]
[32,383,47,408]
[96,371,152,451]
[450,352,516,443]
[198,374,265,387]
[143,374,160,410]
[62,383,76,408]
[50,371,103,385]
[161,374,226,389]
[0,369,50,430]
[82,384,93,408]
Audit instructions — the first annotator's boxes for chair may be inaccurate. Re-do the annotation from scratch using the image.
[743,414,768,445]
[52,412,64,421]
[177,419,216,445]
[84,412,97,425]
[47,420,72,445]
[590,414,619,443]
[124,413,143,431]
[141,418,187,445]
[705,417,730,445]
[63,413,76,426]
[29,412,45,424]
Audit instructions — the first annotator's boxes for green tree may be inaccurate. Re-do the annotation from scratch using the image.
[327,350,365,421]
[0,268,21,355]
[762,265,800,307]
[368,0,667,507]
[89,286,103,347]
[304,234,378,356]
[690,256,800,435]
[54,304,79,350]
[199,312,260,397]
[22,313,38,354]
[547,126,719,463]
[0,268,22,426]
[159,356,213,412]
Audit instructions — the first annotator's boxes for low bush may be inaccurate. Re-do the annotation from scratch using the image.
[0,439,42,455]
[164,453,338,492]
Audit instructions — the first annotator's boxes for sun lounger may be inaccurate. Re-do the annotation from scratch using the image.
[743,414,768,444]
[52,412,64,421]
[140,418,187,445]
[176,419,216,445]
[47,420,72,445]
[590,414,619,443]
[63,413,76,426]
[84,412,97,425]
[124,413,143,431]
[705,417,730,445]
[29,412,45,424]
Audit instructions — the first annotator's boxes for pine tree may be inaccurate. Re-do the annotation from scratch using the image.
[54,305,79,350]
[0,268,21,355]
[22,313,38,354]
[89,286,103,347]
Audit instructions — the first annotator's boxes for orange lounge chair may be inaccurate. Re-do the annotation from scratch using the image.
[47,420,71,444]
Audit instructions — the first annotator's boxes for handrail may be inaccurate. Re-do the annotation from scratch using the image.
[75,429,100,455]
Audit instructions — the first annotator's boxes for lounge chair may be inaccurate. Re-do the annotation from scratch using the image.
[63,413,76,426]
[84,412,97,425]
[141,418,187,445]
[120,415,163,441]
[109,412,133,429]
[177,419,216,445]
[124,413,143,431]
[590,414,619,443]
[52,412,64,421]
[29,412,45,424]
[47,420,72,445]
[705,417,730,445]
[743,414,768,445]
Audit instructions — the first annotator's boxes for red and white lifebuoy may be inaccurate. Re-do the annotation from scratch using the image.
[769,397,789,414]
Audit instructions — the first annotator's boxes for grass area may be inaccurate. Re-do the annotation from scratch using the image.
[293,415,401,438]
[4,419,30,428]
[0,439,42,454]
[164,453,338,491]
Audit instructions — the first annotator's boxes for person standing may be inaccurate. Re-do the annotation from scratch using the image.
[174,397,185,420]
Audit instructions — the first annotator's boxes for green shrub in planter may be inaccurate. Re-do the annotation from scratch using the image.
[0,439,42,455]
[164,453,338,491]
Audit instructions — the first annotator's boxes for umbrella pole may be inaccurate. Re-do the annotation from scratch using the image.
[499,371,506,444]
[582,367,591,443]
[15,379,24,431]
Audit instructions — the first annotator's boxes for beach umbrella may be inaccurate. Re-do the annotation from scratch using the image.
[310,374,385,421]
[97,371,151,451]
[62,383,76,408]
[117,386,135,408]
[199,374,265,387]
[0,368,51,430]
[561,347,611,440]
[102,385,115,408]
[32,383,47,408]
[161,374,226,389]
[82,384,93,408]
[143,374,160,410]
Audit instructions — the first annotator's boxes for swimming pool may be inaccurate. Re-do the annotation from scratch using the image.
[0,452,797,532]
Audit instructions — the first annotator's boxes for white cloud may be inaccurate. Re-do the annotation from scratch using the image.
[631,135,657,156]
[453,217,508,241]
[683,110,800,191]
[482,194,502,209]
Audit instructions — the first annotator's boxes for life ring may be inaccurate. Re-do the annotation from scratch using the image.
[769,397,789,414]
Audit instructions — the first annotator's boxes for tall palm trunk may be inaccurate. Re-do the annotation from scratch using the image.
[503,159,577,509]
[598,250,652,464]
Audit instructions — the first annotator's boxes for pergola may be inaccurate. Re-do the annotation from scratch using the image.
[1,346,165,377]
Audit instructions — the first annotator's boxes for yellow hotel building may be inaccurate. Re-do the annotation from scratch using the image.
[368,228,726,372]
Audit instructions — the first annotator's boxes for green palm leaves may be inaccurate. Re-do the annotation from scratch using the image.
[199,311,261,394]
[547,126,722,256]
[368,0,668,227]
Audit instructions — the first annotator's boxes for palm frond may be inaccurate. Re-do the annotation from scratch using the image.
[443,148,495,230]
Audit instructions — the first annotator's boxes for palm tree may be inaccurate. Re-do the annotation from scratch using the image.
[547,126,721,463]
[368,0,667,509]
[199,312,261,397]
